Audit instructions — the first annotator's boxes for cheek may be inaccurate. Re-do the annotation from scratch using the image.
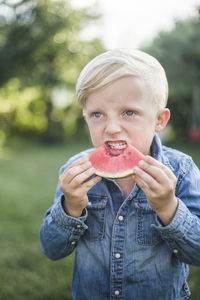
[87,124,102,144]
[129,125,155,154]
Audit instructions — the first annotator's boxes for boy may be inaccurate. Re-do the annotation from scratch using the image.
[40,49,200,300]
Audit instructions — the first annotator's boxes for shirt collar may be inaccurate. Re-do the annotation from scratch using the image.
[151,134,174,172]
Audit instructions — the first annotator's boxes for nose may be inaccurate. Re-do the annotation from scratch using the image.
[105,118,122,136]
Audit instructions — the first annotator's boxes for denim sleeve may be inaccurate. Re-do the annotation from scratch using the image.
[39,163,88,261]
[153,157,200,266]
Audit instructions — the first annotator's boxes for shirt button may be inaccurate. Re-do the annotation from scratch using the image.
[118,215,124,221]
[173,249,179,254]
[76,224,81,228]
[115,253,121,259]
[114,290,120,296]
[71,241,76,245]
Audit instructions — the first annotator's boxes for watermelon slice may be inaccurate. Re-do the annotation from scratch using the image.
[88,143,144,178]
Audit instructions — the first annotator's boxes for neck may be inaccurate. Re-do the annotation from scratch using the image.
[115,176,135,199]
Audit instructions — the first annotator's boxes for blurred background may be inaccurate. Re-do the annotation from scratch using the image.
[0,0,200,299]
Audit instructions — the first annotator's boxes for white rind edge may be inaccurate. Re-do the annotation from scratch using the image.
[95,169,135,179]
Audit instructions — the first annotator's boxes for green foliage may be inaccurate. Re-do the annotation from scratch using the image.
[0,0,103,86]
[0,0,104,144]
[143,11,200,139]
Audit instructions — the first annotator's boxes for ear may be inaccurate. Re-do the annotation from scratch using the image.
[155,108,170,132]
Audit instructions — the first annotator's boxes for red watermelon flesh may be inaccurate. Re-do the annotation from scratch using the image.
[88,143,144,178]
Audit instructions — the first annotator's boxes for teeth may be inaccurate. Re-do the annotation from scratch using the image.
[108,142,127,150]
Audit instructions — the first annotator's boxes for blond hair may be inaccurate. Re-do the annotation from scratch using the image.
[76,49,168,112]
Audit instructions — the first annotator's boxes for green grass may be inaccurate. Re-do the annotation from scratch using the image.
[0,137,200,299]
[0,138,91,300]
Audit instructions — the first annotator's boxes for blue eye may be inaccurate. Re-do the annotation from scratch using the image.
[125,110,134,116]
[93,112,102,118]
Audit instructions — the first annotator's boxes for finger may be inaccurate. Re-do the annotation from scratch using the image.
[134,166,159,191]
[133,173,149,195]
[137,159,171,184]
[59,156,88,180]
[70,166,96,187]
[83,175,102,192]
[59,160,92,184]
[145,156,177,183]
[67,155,89,169]
[143,156,174,178]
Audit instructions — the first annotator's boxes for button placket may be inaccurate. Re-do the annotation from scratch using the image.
[110,210,126,298]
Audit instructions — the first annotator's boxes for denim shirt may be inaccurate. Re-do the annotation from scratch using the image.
[40,135,200,300]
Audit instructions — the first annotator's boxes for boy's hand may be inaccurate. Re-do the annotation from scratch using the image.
[133,156,178,225]
[59,156,102,218]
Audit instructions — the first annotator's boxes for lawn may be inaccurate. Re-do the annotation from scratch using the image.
[0,138,92,300]
[0,137,200,300]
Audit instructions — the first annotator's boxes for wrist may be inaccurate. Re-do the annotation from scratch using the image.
[156,197,178,226]
[64,204,83,218]
[62,196,83,218]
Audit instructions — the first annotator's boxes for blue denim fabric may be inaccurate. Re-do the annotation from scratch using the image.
[40,134,200,300]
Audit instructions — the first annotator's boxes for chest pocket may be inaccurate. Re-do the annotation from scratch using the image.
[134,199,162,246]
[84,195,107,241]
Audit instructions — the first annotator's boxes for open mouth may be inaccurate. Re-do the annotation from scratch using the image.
[105,140,127,156]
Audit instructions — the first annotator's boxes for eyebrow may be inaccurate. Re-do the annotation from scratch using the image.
[85,107,104,114]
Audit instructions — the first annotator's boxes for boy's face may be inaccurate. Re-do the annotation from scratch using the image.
[84,76,169,155]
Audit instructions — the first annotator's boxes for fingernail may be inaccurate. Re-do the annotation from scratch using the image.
[138,160,145,166]
[145,155,151,161]
[134,166,139,172]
